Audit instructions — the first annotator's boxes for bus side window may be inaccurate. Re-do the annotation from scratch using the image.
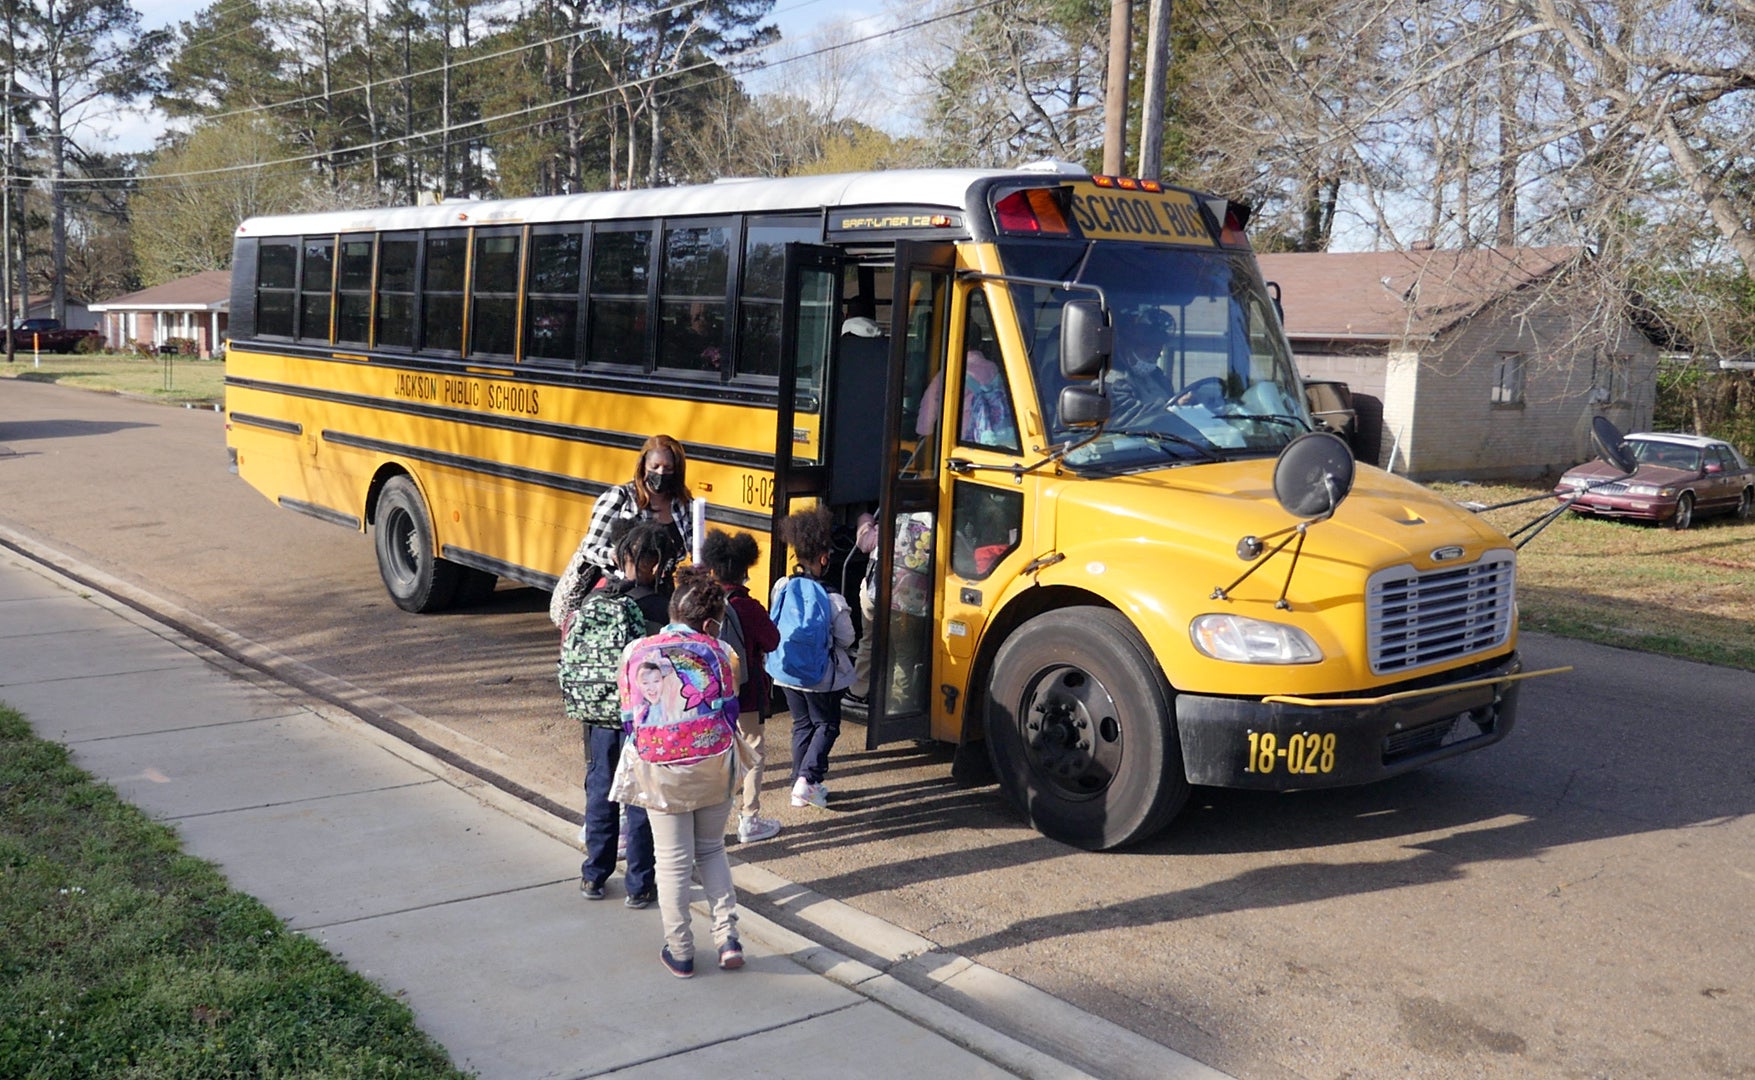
[950,483,1022,580]
[955,292,1019,452]
[897,270,947,480]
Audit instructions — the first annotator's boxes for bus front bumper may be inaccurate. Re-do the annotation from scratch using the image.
[1175,655,1545,790]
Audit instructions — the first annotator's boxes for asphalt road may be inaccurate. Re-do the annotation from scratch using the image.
[4,378,1752,1079]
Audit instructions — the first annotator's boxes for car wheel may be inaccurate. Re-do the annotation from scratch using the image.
[1737,488,1753,521]
[985,607,1189,850]
[373,475,459,612]
[1670,492,1695,530]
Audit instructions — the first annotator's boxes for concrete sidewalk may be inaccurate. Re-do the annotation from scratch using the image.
[0,544,1229,1080]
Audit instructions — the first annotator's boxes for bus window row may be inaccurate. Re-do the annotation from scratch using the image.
[246,215,825,379]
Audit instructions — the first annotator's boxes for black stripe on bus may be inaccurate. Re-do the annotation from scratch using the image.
[225,340,783,408]
[279,497,361,531]
[229,411,303,436]
[226,374,779,473]
[321,429,775,535]
[441,546,554,590]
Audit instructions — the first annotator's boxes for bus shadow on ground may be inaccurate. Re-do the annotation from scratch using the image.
[0,419,156,443]
[750,642,1755,956]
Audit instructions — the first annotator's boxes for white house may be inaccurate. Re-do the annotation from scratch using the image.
[1258,247,1660,480]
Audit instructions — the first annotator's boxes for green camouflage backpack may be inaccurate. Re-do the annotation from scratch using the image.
[559,590,648,728]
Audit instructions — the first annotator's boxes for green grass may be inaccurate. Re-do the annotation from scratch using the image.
[0,704,473,1080]
[1431,480,1755,670]
[0,351,225,406]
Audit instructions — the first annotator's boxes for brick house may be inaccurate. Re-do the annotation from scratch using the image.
[88,270,231,359]
[1257,247,1659,481]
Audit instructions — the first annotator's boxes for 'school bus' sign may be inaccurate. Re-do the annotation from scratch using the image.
[1067,183,1215,245]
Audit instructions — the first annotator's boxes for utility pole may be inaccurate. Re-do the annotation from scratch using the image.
[2,7,13,363]
[1137,0,1171,180]
[2,89,11,364]
[1102,0,1131,175]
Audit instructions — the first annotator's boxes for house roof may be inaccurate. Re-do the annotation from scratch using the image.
[1257,247,1581,341]
[90,270,232,312]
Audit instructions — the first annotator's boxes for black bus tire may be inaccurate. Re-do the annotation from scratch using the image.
[374,475,459,613]
[985,607,1189,850]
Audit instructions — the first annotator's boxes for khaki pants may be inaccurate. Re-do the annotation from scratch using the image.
[737,713,766,819]
[647,798,737,963]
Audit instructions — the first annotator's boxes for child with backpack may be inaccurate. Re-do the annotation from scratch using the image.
[612,567,746,978]
[557,520,672,908]
[701,529,783,844]
[766,507,857,810]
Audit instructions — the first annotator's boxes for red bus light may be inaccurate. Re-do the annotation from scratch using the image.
[1220,203,1252,248]
[994,189,1071,235]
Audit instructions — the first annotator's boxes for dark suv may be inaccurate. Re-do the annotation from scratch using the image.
[1303,379,1358,452]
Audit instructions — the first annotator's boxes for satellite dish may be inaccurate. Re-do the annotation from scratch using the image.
[1591,415,1636,475]
[1273,432,1355,519]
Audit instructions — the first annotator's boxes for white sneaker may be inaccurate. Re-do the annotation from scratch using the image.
[737,814,781,843]
[790,777,829,809]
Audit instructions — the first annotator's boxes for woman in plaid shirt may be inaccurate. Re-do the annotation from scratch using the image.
[551,433,694,630]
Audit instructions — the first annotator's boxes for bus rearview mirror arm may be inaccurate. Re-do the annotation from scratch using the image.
[1457,416,1636,550]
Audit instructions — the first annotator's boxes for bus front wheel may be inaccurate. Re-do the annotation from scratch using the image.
[985,608,1189,850]
[374,476,459,613]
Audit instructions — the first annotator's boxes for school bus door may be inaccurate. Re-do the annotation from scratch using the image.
[865,241,955,747]
[770,244,842,569]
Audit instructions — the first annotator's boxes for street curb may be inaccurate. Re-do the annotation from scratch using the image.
[1,527,1229,1080]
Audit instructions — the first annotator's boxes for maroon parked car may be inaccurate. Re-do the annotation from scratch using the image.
[1554,432,1754,529]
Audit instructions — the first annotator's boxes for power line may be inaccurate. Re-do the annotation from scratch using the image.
[40,0,985,191]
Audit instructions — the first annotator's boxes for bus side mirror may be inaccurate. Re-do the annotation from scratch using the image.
[1060,299,1110,380]
[1058,384,1110,428]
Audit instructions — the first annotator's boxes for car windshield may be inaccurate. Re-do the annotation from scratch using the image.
[1000,240,1310,472]
[1629,440,1702,471]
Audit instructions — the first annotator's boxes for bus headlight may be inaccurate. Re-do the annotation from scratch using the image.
[1190,614,1323,664]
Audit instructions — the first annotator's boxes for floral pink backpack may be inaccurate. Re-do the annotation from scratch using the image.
[617,629,738,765]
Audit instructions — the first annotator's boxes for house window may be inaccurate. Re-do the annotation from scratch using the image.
[1592,353,1631,403]
[1491,352,1525,405]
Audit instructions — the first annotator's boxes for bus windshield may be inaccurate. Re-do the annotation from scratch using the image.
[1001,240,1311,472]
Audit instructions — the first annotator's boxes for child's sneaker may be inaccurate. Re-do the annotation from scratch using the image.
[660,946,695,979]
[718,936,745,970]
[737,814,781,843]
[790,777,829,809]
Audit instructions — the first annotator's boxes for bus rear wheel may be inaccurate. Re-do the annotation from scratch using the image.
[985,607,1189,850]
[374,475,459,613]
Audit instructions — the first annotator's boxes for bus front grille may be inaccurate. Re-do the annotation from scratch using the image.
[1367,552,1515,676]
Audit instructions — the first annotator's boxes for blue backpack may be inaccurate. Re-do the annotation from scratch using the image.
[765,575,833,686]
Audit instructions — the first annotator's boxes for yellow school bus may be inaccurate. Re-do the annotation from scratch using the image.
[226,165,1543,849]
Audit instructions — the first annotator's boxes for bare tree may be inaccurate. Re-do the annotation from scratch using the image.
[903,0,1107,168]
[6,0,167,320]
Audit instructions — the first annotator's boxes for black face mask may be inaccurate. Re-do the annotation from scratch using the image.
[645,471,674,494]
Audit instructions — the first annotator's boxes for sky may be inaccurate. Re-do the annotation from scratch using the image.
[107,0,894,156]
